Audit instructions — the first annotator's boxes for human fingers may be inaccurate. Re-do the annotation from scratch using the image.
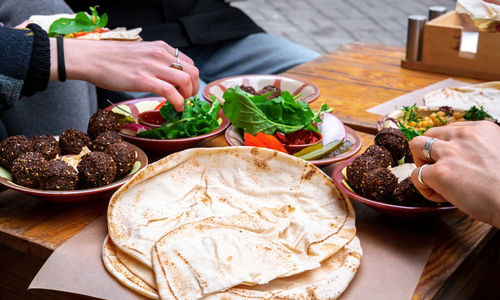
[169,57,200,96]
[410,165,447,202]
[157,66,196,99]
[145,79,185,111]
[409,135,447,165]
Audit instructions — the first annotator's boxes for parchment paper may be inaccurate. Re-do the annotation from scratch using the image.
[366,78,472,115]
[29,199,438,300]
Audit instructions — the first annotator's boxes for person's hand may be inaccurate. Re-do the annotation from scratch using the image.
[52,39,199,111]
[15,20,29,28]
[409,121,500,228]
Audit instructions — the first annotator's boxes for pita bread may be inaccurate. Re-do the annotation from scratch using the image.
[102,236,158,299]
[424,81,500,120]
[103,235,362,300]
[152,207,325,299]
[106,147,358,299]
[108,147,356,268]
[456,0,500,31]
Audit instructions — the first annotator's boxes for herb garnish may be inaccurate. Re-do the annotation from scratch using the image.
[463,106,492,121]
[137,96,222,139]
[401,104,421,123]
[48,6,108,37]
[222,86,332,135]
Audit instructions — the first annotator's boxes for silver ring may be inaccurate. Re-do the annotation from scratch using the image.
[170,58,183,71]
[417,164,430,187]
[423,137,438,161]
[174,48,179,58]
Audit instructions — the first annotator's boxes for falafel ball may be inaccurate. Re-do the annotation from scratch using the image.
[30,134,60,159]
[87,109,120,139]
[392,177,427,206]
[39,159,78,190]
[346,154,393,192]
[374,128,410,161]
[0,135,32,170]
[363,144,394,167]
[240,85,258,95]
[361,167,398,202]
[11,152,46,188]
[92,131,123,152]
[403,147,414,163]
[104,142,136,178]
[59,128,92,155]
[77,151,117,188]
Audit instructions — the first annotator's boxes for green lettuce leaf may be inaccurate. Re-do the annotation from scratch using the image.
[222,86,330,135]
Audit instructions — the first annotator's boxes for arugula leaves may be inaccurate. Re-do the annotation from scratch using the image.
[222,86,332,135]
[137,96,222,139]
[48,6,108,37]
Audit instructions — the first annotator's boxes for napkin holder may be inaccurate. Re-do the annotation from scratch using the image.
[401,11,500,80]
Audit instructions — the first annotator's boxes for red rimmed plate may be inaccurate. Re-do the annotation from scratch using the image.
[104,97,230,153]
[0,142,147,203]
[203,74,320,104]
[224,125,362,167]
[332,157,456,218]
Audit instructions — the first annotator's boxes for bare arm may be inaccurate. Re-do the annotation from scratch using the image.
[49,38,199,111]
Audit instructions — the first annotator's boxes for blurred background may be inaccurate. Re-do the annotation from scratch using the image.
[233,0,455,53]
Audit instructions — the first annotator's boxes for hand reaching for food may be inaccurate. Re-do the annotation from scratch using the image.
[49,38,199,111]
[410,120,500,228]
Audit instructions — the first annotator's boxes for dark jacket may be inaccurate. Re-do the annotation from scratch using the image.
[66,0,264,48]
[0,27,33,109]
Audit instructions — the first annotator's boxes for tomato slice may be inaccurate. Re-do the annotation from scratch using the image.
[154,100,167,110]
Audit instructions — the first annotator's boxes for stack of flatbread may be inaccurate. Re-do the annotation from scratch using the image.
[456,0,500,32]
[103,147,361,299]
[28,14,142,41]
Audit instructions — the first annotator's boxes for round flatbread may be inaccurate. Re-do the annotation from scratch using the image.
[103,235,362,300]
[102,236,158,299]
[106,147,358,298]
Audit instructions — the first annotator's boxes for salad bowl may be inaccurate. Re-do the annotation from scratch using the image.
[105,97,230,153]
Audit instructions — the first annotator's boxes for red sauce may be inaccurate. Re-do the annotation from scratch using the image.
[137,110,165,126]
[283,130,321,145]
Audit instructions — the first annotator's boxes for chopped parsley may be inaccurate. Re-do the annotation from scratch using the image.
[463,106,492,121]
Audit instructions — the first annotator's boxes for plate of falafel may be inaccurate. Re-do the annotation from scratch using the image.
[0,109,148,203]
[332,128,456,218]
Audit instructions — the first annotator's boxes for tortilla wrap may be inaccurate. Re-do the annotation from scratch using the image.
[28,14,142,41]
[103,235,362,300]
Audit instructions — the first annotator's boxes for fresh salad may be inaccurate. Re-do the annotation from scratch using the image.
[222,86,351,160]
[120,96,222,139]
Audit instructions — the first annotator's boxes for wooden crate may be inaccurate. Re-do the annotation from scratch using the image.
[401,11,500,80]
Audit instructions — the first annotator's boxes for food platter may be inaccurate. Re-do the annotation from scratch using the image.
[104,97,231,153]
[203,74,320,104]
[0,142,147,203]
[224,124,362,166]
[332,157,456,218]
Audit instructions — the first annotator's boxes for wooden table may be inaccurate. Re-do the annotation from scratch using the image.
[0,43,497,300]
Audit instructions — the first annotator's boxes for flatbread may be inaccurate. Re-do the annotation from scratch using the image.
[152,207,323,299]
[424,81,500,120]
[102,236,158,299]
[103,235,362,300]
[108,147,356,268]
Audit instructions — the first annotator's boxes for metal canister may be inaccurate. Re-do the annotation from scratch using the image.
[428,6,447,21]
[405,15,427,62]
